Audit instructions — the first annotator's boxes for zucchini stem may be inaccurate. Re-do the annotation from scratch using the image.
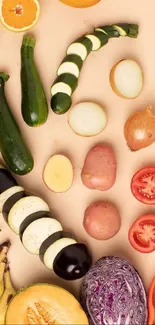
[22,35,36,48]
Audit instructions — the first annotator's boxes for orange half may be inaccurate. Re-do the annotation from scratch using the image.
[0,0,40,32]
[59,0,101,8]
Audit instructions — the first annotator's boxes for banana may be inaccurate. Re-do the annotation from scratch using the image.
[0,241,11,300]
[0,267,16,325]
[0,242,10,264]
[0,262,6,298]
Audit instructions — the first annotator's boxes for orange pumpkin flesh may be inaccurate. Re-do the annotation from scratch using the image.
[5,284,88,325]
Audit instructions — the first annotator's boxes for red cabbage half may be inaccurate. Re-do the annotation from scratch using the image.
[80,256,147,325]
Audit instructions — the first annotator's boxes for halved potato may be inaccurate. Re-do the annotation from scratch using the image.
[110,59,144,99]
[43,154,73,193]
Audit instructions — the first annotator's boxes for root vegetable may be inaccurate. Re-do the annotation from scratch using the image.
[110,59,144,99]
[68,102,107,137]
[81,144,117,191]
[83,201,121,240]
[43,155,73,193]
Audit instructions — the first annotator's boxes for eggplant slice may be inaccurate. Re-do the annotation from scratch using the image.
[53,243,92,280]
[21,216,63,255]
[8,196,50,234]
[40,231,77,271]
[0,186,24,213]
[0,165,17,194]
[3,190,25,221]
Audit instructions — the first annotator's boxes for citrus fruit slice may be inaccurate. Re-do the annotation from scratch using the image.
[0,0,40,32]
[59,0,101,8]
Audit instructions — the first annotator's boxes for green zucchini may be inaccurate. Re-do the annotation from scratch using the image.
[0,73,34,175]
[86,31,108,50]
[51,73,78,96]
[51,93,72,115]
[58,54,83,78]
[50,23,139,115]
[67,36,93,61]
[21,35,48,127]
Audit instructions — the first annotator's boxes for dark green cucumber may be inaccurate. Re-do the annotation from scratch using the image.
[0,73,34,175]
[86,31,108,50]
[95,26,120,38]
[51,93,72,115]
[57,54,83,78]
[51,73,78,96]
[21,35,48,127]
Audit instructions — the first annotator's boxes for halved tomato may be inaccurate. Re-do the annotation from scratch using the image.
[148,277,155,325]
[131,166,155,205]
[128,214,155,253]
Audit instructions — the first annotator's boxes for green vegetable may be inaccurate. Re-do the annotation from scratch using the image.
[51,93,72,115]
[0,73,34,175]
[21,35,48,127]
[50,23,139,115]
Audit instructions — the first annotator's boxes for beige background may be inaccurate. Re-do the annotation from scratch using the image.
[0,0,154,298]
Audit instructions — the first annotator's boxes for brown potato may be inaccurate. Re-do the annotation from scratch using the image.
[81,144,117,191]
[83,201,121,240]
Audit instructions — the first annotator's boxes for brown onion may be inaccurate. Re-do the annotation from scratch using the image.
[124,105,155,151]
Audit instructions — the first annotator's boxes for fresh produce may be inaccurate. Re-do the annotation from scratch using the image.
[131,166,155,205]
[110,59,143,99]
[0,241,16,324]
[128,214,155,253]
[50,23,139,114]
[0,0,40,32]
[83,201,121,240]
[21,35,48,127]
[68,102,107,137]
[81,143,117,191]
[148,277,155,325]
[5,283,89,325]
[0,164,92,280]
[59,0,101,8]
[8,196,50,235]
[80,256,147,325]
[43,154,73,193]
[124,105,155,151]
[0,73,34,175]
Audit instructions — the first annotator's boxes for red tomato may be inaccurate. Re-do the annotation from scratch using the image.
[131,166,155,205]
[148,277,155,325]
[129,214,155,253]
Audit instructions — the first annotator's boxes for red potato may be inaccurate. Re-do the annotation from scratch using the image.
[81,144,117,191]
[83,201,121,240]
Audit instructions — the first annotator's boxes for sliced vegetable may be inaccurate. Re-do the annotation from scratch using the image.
[0,186,24,213]
[5,283,89,325]
[21,35,48,127]
[51,24,139,114]
[148,277,155,325]
[124,105,155,151]
[128,214,155,253]
[68,102,107,136]
[21,216,63,255]
[51,74,78,96]
[3,190,25,220]
[81,144,117,191]
[51,93,72,115]
[57,54,83,78]
[83,201,121,240]
[53,243,92,280]
[110,59,144,99]
[0,73,34,175]
[67,36,92,61]
[80,256,147,325]
[0,165,17,194]
[8,196,50,234]
[85,31,108,51]
[40,231,77,270]
[131,166,155,205]
[43,154,73,193]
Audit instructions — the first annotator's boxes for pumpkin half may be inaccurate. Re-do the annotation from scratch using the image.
[5,283,88,324]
